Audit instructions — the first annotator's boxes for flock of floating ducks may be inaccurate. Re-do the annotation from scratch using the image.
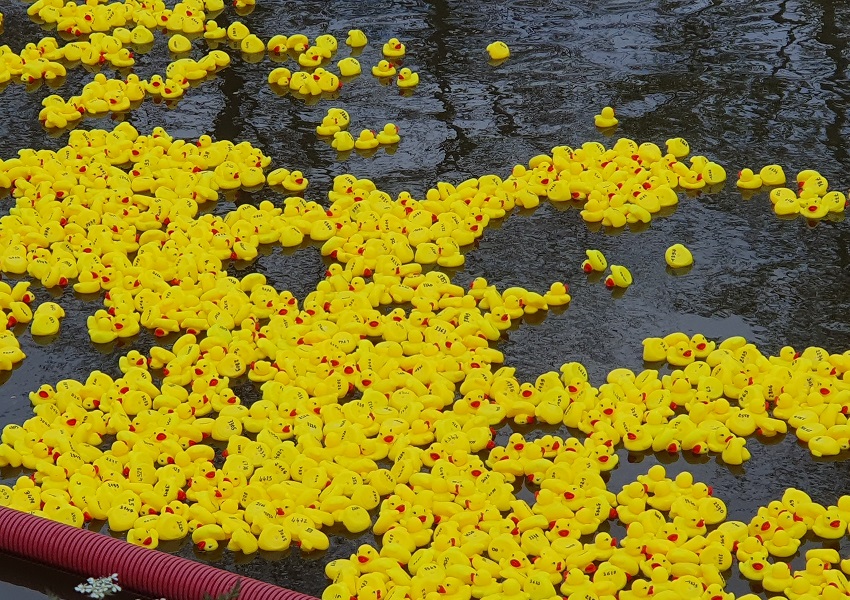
[4,0,434,128]
[0,3,848,600]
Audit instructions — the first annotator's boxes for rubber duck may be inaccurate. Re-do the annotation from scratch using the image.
[593,106,619,128]
[764,528,800,558]
[127,528,159,549]
[383,38,406,57]
[192,523,227,551]
[241,34,265,55]
[737,168,762,190]
[168,34,192,54]
[809,435,848,457]
[762,561,794,594]
[377,124,400,145]
[372,60,396,77]
[338,57,361,77]
[332,131,356,152]
[268,67,291,87]
[702,161,727,185]
[397,67,419,87]
[286,34,309,53]
[664,243,694,269]
[226,21,250,43]
[298,47,325,68]
[355,130,379,150]
[227,528,259,554]
[813,508,847,539]
[760,164,786,186]
[346,30,368,48]
[486,41,510,61]
[605,265,632,289]
[800,197,829,219]
[738,551,770,582]
[823,190,847,213]
[543,282,571,306]
[266,35,288,54]
[774,195,800,216]
[582,249,607,273]
[132,26,156,45]
[31,302,64,336]
[666,138,690,158]
[281,170,307,192]
[720,436,750,465]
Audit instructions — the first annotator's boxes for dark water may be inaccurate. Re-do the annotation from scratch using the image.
[2,0,850,598]
[0,551,149,600]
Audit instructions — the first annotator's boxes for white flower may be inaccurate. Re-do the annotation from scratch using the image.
[74,575,123,599]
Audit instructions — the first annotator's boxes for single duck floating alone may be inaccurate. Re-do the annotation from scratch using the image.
[346,30,368,48]
[486,41,510,60]
[594,106,618,128]
[582,249,607,273]
[665,244,693,269]
[605,265,632,289]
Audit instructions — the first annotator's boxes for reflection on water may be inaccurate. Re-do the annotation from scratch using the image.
[2,0,850,597]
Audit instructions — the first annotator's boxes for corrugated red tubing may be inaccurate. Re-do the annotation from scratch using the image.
[0,506,317,600]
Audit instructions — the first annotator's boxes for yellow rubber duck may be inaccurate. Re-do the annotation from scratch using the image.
[332,131,355,152]
[372,60,396,77]
[129,26,155,45]
[355,130,379,150]
[298,47,325,68]
[346,30,368,48]
[267,67,291,86]
[127,528,159,549]
[316,34,338,54]
[759,164,786,186]
[666,137,690,158]
[283,170,308,192]
[800,197,828,219]
[605,265,632,289]
[736,168,762,190]
[266,35,288,54]
[581,249,607,273]
[30,302,64,336]
[338,57,361,77]
[376,123,400,145]
[203,21,227,41]
[486,41,510,61]
[702,161,727,185]
[168,34,192,54]
[543,282,571,306]
[226,21,250,43]
[774,195,799,216]
[241,34,265,55]
[665,244,693,269]
[382,37,405,57]
[594,107,618,128]
[397,67,419,88]
[286,34,309,53]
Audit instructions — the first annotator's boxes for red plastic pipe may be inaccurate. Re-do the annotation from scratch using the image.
[0,506,318,600]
